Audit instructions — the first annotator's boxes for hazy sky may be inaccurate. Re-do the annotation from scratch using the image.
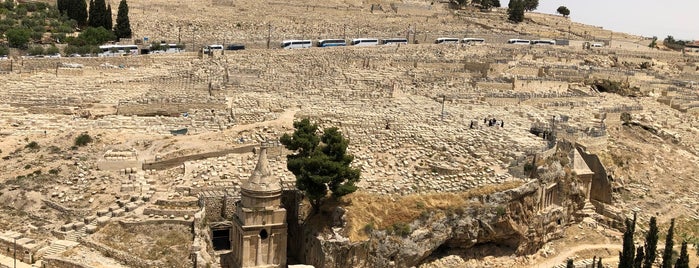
[503,0,697,40]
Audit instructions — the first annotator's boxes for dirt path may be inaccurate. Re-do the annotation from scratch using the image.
[533,243,621,268]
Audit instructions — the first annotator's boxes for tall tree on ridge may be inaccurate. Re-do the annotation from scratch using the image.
[114,0,132,39]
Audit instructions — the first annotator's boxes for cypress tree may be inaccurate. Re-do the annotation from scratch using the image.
[64,0,87,26]
[89,0,108,29]
[674,242,689,268]
[598,258,604,268]
[644,217,659,268]
[57,0,66,14]
[634,246,645,268]
[114,0,132,39]
[619,214,637,268]
[75,0,87,26]
[88,0,96,27]
[662,219,676,268]
[106,3,113,31]
[566,259,574,268]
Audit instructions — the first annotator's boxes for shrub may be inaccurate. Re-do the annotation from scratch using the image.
[0,45,8,56]
[74,133,93,146]
[45,45,59,55]
[496,206,506,216]
[6,28,31,48]
[363,222,375,234]
[392,222,411,237]
[25,141,39,150]
[27,45,44,55]
[24,164,31,169]
[48,168,60,175]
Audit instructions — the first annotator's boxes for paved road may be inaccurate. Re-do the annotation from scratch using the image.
[533,243,621,268]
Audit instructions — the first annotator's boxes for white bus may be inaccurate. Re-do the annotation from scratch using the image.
[317,39,347,47]
[462,38,486,44]
[381,38,408,45]
[281,40,312,49]
[98,44,139,57]
[435,37,460,44]
[507,39,531,45]
[203,44,223,53]
[350,38,379,46]
[532,39,555,45]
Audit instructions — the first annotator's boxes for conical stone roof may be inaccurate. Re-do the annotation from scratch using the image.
[242,147,281,194]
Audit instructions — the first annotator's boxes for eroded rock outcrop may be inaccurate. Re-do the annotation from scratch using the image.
[295,181,580,268]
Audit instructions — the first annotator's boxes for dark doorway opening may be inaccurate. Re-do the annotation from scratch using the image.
[212,229,231,250]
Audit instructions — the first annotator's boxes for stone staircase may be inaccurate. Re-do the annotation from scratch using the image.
[43,240,79,257]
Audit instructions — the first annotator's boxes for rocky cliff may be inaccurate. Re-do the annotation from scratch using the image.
[294,180,582,268]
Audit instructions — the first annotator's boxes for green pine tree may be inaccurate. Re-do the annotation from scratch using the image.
[644,217,659,268]
[114,0,132,39]
[281,119,361,213]
[662,219,676,268]
[674,242,689,268]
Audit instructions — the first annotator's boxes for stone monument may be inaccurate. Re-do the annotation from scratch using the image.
[229,145,287,268]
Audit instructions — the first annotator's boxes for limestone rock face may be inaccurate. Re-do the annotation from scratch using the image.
[301,181,574,268]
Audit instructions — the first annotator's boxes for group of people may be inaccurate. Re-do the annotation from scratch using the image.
[469,117,505,129]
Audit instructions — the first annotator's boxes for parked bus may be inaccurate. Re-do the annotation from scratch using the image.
[350,38,379,46]
[507,39,531,45]
[462,38,486,44]
[531,39,555,45]
[435,37,460,44]
[381,38,408,45]
[203,44,224,54]
[98,44,139,57]
[281,40,312,49]
[317,39,347,47]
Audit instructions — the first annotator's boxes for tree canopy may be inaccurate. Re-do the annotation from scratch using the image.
[6,28,31,49]
[556,6,570,17]
[114,0,132,39]
[523,0,538,11]
[88,0,110,30]
[281,119,361,212]
[507,0,525,23]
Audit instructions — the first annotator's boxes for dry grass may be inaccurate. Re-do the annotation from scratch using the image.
[94,223,193,268]
[343,181,523,242]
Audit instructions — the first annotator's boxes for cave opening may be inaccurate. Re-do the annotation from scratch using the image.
[212,229,231,250]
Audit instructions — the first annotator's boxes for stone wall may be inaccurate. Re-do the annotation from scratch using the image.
[43,257,92,268]
[143,145,254,170]
[117,102,227,116]
[42,199,91,217]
